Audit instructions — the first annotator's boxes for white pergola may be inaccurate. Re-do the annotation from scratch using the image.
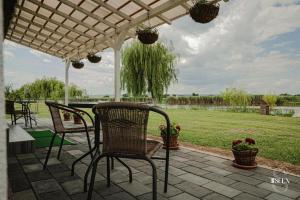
[5,0,200,104]
[1,0,225,198]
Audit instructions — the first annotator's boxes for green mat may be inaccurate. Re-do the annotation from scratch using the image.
[26,130,75,148]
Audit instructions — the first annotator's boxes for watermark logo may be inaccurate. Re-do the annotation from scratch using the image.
[270,171,289,193]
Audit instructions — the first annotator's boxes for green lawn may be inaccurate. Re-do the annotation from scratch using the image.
[33,102,300,165]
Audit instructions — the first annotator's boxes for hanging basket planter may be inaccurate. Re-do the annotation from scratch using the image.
[137,28,159,45]
[189,1,220,23]
[72,60,84,69]
[87,53,101,63]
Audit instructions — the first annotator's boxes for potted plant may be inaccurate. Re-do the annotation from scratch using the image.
[232,138,258,169]
[136,27,159,44]
[62,111,71,121]
[87,53,101,63]
[72,60,84,69]
[159,123,181,150]
[73,111,84,124]
[189,0,221,23]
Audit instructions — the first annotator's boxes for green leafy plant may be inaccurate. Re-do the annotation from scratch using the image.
[221,88,251,112]
[263,94,277,109]
[232,138,256,151]
[136,26,158,34]
[121,40,178,102]
[159,123,181,136]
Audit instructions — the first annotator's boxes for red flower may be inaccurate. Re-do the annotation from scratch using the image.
[245,138,255,145]
[232,140,242,146]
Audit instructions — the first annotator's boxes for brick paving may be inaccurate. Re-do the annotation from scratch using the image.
[8,119,300,200]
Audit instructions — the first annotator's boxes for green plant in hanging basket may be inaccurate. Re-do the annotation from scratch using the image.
[87,53,101,63]
[72,60,84,69]
[136,26,159,45]
[189,0,220,23]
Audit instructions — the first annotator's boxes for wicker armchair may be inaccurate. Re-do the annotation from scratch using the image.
[5,100,28,125]
[43,101,95,170]
[87,102,171,200]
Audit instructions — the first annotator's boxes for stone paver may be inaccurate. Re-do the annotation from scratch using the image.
[202,192,231,200]
[156,181,183,198]
[233,193,263,200]
[22,163,43,173]
[119,180,151,196]
[226,173,262,185]
[13,189,36,200]
[32,179,62,194]
[202,181,241,198]
[169,192,199,200]
[230,182,270,198]
[265,193,294,200]
[8,120,300,200]
[40,158,61,165]
[105,192,136,200]
[203,166,232,176]
[202,173,236,185]
[182,166,210,176]
[61,179,84,195]
[178,173,211,186]
[37,190,70,200]
[174,181,212,198]
[257,182,300,199]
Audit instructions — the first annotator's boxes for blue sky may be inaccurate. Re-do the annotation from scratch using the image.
[4,0,300,95]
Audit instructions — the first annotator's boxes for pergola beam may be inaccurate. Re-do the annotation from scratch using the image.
[91,0,132,22]
[10,35,64,57]
[132,0,172,25]
[59,0,117,29]
[68,0,189,58]
[27,0,106,36]
[13,23,76,54]
[16,5,94,41]
[16,15,78,46]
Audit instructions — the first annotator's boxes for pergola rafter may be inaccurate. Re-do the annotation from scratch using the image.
[5,0,222,102]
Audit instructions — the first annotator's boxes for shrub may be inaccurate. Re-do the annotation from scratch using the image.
[263,94,277,108]
[221,88,251,112]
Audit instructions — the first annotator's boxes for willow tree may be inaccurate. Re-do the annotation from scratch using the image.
[121,40,177,102]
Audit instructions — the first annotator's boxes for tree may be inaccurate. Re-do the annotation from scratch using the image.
[221,88,251,112]
[263,94,277,109]
[5,77,84,100]
[121,40,178,102]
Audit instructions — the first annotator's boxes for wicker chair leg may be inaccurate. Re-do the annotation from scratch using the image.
[164,148,170,193]
[115,157,133,182]
[111,157,114,170]
[145,158,157,200]
[106,156,111,187]
[43,133,57,170]
[57,133,65,159]
[85,130,93,160]
[71,146,97,176]
[87,154,105,200]
[84,147,99,192]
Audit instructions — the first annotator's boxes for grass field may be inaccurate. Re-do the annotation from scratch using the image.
[31,102,300,165]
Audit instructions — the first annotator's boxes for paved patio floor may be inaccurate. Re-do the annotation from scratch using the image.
[8,119,300,200]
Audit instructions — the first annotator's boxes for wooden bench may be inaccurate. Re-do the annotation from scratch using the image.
[8,125,35,155]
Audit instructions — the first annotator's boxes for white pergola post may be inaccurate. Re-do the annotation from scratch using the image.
[112,30,128,102]
[0,0,7,199]
[64,59,70,105]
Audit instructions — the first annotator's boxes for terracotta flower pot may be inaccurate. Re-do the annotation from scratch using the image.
[161,134,179,150]
[63,113,71,121]
[73,114,82,124]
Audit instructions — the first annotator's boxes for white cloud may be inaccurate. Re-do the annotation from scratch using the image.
[3,0,300,95]
[3,50,15,59]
